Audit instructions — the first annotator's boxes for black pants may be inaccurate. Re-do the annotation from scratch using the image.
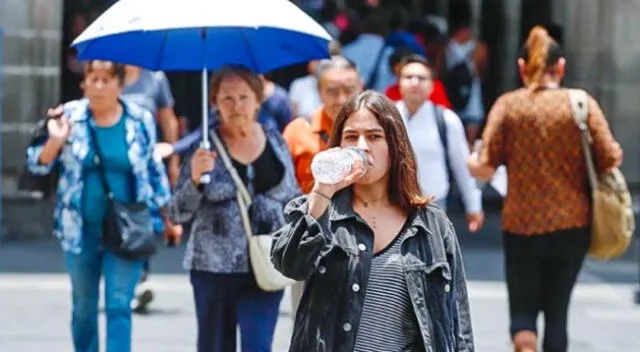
[504,227,590,352]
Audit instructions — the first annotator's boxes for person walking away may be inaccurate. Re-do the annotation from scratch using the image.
[342,11,396,92]
[468,26,623,352]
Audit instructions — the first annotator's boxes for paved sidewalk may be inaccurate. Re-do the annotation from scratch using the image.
[1,238,639,351]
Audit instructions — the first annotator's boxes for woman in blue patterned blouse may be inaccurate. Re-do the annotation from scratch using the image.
[168,65,300,352]
[26,60,171,352]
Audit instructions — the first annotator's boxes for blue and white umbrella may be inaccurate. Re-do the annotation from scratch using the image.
[72,0,332,72]
[72,0,332,181]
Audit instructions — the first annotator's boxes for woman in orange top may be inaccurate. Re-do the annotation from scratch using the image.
[468,27,622,352]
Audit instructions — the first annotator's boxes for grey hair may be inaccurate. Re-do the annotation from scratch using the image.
[314,55,360,85]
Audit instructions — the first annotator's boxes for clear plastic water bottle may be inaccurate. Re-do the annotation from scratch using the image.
[311,147,369,185]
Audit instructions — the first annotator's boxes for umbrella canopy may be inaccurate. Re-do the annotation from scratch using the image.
[71,0,333,72]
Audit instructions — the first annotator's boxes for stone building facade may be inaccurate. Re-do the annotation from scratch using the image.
[0,0,62,240]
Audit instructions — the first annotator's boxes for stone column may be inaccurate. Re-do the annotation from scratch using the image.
[502,0,522,91]
[0,0,62,241]
[563,0,640,184]
[1,0,63,175]
[469,0,482,35]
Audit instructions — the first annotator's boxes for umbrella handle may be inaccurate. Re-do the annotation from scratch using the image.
[199,139,211,184]
[200,174,211,184]
[200,66,210,184]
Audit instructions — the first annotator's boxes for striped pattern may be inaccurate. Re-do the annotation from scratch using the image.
[353,232,423,352]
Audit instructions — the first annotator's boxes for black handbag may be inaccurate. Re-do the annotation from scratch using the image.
[87,122,156,260]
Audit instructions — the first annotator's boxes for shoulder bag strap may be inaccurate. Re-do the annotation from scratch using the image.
[86,122,114,199]
[207,129,254,240]
[568,89,598,190]
[208,129,252,206]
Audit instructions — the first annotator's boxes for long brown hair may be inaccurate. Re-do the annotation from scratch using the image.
[521,26,564,89]
[328,91,432,211]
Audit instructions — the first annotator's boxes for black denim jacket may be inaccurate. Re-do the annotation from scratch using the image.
[271,190,474,352]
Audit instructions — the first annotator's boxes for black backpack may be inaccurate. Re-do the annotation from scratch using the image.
[18,118,60,199]
[442,60,474,112]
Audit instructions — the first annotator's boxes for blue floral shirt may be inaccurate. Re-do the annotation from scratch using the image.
[26,99,171,253]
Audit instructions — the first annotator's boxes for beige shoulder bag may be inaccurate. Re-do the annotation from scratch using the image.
[568,89,634,260]
[209,131,295,291]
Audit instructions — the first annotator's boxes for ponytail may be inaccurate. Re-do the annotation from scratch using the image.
[523,26,553,90]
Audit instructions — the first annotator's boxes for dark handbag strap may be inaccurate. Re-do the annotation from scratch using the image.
[86,122,114,199]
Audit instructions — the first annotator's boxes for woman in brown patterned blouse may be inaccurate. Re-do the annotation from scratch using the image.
[468,26,622,352]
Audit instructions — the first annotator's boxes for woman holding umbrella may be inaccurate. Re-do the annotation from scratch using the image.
[167,65,300,352]
[26,60,171,352]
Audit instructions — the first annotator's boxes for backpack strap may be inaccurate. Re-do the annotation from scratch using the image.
[433,103,455,209]
[433,104,450,171]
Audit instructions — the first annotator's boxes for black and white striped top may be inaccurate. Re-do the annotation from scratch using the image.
[353,225,423,352]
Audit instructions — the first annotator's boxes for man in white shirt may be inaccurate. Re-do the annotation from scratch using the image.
[396,54,484,232]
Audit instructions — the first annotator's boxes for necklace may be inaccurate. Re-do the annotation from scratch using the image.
[353,193,386,230]
[353,193,385,208]
[359,208,378,230]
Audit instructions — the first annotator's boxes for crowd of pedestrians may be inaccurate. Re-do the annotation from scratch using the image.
[25,1,626,352]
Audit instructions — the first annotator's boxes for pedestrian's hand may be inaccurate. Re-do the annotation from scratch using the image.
[154,142,175,160]
[466,211,485,233]
[46,105,65,120]
[190,148,216,185]
[46,105,71,142]
[163,218,183,247]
